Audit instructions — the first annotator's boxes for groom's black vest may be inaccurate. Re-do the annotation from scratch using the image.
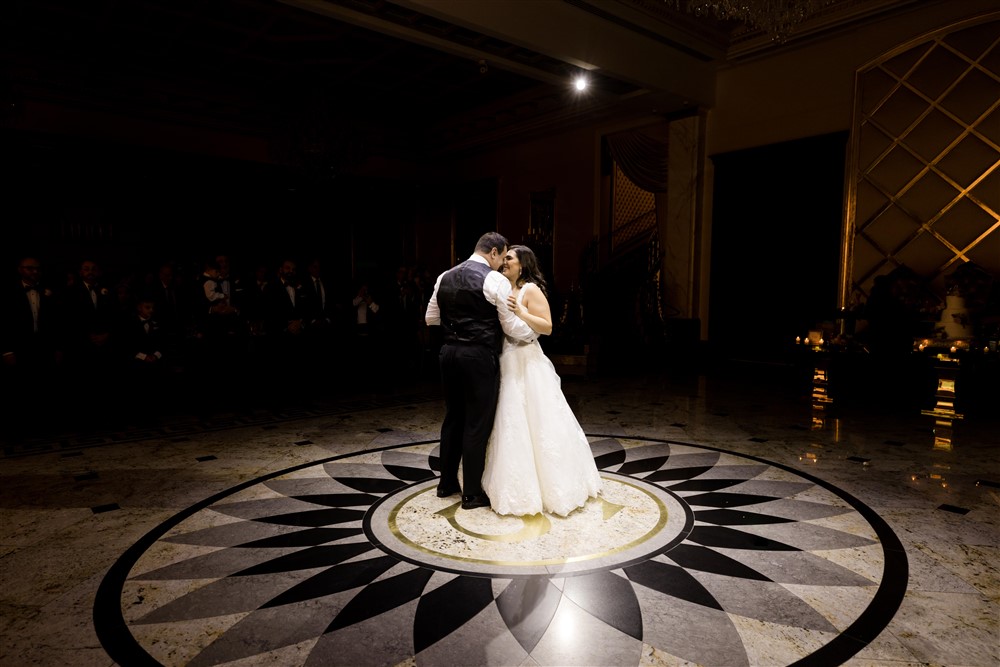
[438,260,503,354]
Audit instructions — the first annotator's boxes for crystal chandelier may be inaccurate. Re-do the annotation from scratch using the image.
[672,0,840,41]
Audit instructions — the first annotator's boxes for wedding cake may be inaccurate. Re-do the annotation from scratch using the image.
[937,295,973,339]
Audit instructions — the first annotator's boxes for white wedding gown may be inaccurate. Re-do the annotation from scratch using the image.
[482,285,602,516]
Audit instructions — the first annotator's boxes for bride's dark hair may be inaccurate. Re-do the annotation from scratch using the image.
[510,245,548,297]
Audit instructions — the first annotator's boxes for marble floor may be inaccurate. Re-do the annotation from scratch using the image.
[1,363,998,667]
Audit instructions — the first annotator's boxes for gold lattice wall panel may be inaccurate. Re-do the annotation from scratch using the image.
[613,162,656,251]
[843,14,1000,303]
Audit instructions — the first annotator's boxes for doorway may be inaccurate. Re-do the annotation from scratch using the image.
[708,132,847,363]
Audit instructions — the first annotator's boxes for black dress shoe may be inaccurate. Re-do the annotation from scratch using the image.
[461,494,491,510]
[436,482,461,497]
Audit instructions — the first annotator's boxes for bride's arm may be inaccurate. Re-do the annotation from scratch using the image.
[509,284,553,335]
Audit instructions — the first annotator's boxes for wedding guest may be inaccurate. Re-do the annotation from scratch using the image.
[1,256,65,430]
[115,296,171,413]
[263,257,310,378]
[349,279,383,385]
[302,256,340,373]
[351,280,380,339]
[63,258,118,378]
[241,261,273,337]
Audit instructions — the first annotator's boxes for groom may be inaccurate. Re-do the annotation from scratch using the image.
[425,232,537,510]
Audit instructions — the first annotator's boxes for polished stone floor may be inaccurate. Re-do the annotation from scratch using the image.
[1,363,998,666]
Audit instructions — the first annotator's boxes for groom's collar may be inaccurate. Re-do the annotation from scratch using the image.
[468,254,489,267]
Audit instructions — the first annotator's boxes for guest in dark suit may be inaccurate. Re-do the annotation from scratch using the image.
[115,296,177,420]
[303,257,335,332]
[145,261,186,338]
[348,279,385,387]
[390,267,424,377]
[1,256,65,430]
[263,258,310,380]
[63,259,119,397]
[302,256,340,373]
[241,260,273,341]
[116,297,167,373]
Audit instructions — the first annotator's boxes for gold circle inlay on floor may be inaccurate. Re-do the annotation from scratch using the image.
[370,473,689,575]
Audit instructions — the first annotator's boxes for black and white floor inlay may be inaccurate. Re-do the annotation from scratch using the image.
[95,436,907,666]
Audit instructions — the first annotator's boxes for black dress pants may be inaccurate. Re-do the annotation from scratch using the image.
[438,343,499,497]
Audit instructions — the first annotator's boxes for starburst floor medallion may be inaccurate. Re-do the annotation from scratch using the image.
[95,436,907,666]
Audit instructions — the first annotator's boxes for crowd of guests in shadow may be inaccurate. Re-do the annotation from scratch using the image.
[2,253,441,438]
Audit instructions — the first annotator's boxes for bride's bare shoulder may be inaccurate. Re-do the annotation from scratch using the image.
[523,282,548,303]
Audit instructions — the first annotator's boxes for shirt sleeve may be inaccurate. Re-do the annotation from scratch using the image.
[425,272,444,326]
[204,281,223,302]
[483,271,536,342]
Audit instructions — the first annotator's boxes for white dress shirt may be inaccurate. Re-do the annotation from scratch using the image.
[425,254,536,343]
[353,294,378,324]
[24,282,41,333]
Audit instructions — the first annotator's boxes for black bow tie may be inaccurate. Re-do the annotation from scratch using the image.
[24,285,39,292]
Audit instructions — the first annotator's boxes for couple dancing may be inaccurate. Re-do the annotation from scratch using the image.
[425,232,602,516]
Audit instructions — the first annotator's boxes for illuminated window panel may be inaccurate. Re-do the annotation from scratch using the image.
[841,16,1000,305]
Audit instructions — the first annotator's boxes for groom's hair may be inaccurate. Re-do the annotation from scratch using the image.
[475,232,508,255]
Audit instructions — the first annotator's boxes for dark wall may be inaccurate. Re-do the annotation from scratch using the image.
[708,131,847,363]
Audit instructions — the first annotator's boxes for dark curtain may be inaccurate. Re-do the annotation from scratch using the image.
[605,130,668,193]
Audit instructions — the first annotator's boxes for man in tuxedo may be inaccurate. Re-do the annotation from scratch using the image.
[425,232,536,510]
[1,256,62,367]
[303,257,334,331]
[114,296,180,420]
[145,260,190,357]
[263,257,310,380]
[1,256,64,428]
[118,296,166,371]
[302,257,339,372]
[117,297,166,374]
[63,259,118,388]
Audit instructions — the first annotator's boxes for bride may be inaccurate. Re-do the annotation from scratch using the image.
[482,245,602,516]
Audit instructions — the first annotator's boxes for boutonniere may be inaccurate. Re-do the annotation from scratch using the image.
[100,288,110,296]
[43,289,53,298]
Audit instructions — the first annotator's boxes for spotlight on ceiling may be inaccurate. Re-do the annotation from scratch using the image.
[573,75,588,92]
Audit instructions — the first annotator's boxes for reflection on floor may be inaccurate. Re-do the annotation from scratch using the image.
[1,365,997,666]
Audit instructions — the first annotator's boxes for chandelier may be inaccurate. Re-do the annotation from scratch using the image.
[671,0,841,41]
